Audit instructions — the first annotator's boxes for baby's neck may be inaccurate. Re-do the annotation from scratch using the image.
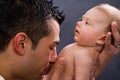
[75,43,103,52]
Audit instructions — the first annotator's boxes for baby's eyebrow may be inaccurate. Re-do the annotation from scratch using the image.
[82,15,92,21]
[78,18,82,21]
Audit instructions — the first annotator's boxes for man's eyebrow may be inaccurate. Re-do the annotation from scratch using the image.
[53,41,59,46]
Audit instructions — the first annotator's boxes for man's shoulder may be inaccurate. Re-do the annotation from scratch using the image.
[0,75,5,80]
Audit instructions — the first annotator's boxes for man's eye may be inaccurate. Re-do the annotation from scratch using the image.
[49,47,54,50]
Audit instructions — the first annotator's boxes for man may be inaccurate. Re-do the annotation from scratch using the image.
[0,0,64,80]
[0,0,119,80]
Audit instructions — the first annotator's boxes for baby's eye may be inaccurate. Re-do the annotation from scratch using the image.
[85,21,89,25]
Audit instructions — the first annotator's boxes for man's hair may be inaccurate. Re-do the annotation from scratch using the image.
[0,0,65,51]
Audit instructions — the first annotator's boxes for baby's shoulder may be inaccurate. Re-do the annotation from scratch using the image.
[62,43,78,51]
[59,43,77,55]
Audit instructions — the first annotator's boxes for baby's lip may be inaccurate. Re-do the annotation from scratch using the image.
[42,62,54,75]
[75,28,80,34]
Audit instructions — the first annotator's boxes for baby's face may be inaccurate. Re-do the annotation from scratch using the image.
[74,8,110,46]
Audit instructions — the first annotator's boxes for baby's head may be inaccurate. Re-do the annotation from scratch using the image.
[74,3,120,47]
[95,3,120,32]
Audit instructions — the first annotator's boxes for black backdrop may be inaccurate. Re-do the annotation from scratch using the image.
[54,0,120,80]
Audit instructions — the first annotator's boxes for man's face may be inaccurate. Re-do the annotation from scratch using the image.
[23,18,60,80]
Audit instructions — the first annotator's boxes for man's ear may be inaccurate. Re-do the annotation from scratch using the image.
[96,34,106,45]
[13,32,27,56]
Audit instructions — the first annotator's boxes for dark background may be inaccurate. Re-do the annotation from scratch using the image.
[53,0,120,80]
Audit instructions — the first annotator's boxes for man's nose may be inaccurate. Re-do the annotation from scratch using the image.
[49,48,57,63]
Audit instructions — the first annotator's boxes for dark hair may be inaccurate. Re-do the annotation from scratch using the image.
[0,0,65,51]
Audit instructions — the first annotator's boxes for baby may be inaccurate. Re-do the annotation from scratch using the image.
[58,3,120,80]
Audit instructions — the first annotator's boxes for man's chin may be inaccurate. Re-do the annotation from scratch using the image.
[42,62,54,75]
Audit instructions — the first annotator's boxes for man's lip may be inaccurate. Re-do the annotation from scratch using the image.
[42,62,54,75]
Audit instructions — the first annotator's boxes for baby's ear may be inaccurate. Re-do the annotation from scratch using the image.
[96,35,106,45]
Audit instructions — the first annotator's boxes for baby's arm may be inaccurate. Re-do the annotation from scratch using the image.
[75,49,98,80]
[58,44,99,80]
[58,44,75,80]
